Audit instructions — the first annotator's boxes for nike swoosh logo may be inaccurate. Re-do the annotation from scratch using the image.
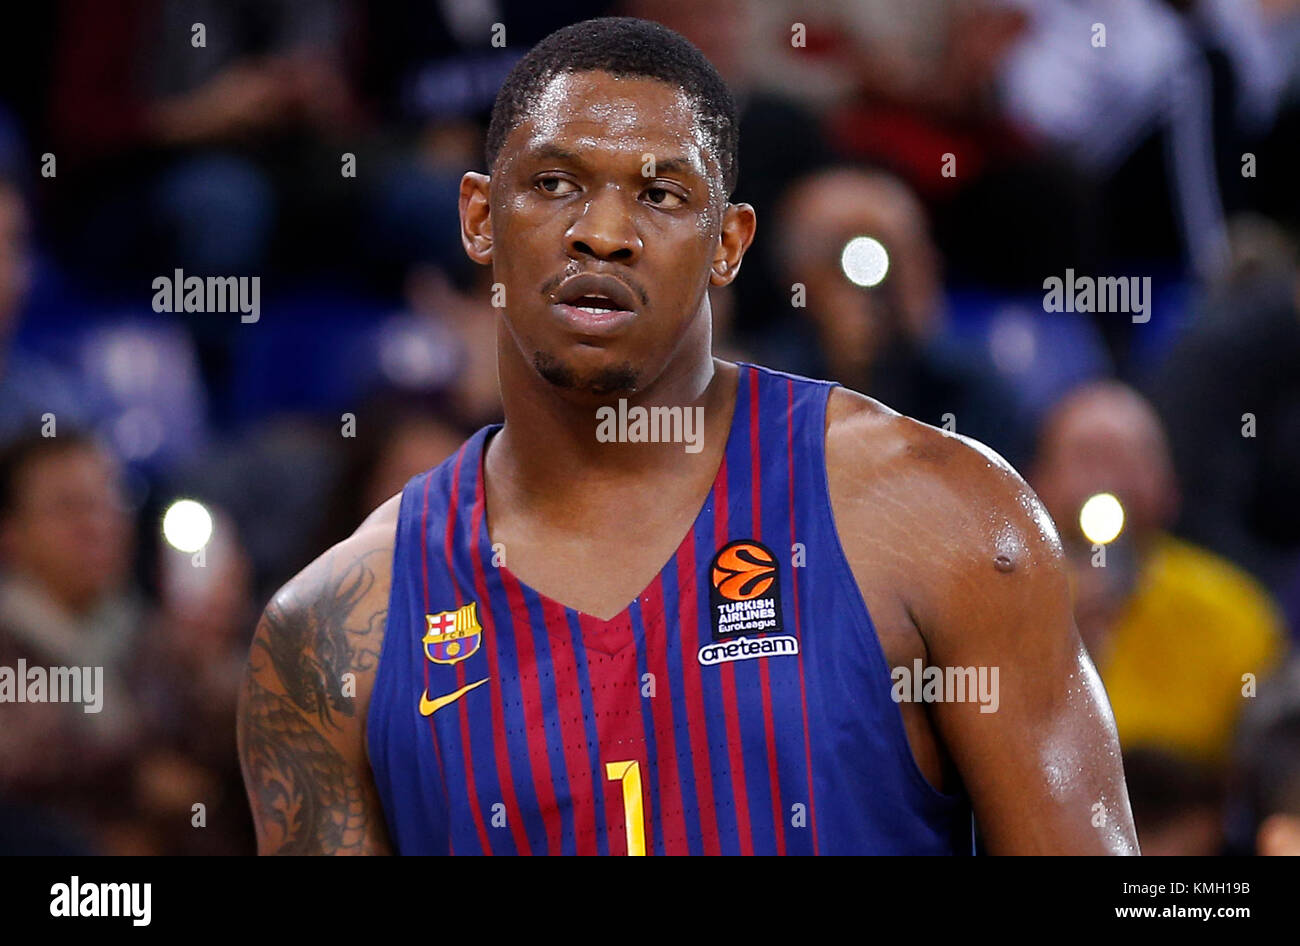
[419,677,489,716]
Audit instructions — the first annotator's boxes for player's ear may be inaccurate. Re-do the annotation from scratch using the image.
[710,201,756,287]
[460,171,493,265]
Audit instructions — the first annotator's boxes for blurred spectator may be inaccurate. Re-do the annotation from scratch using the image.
[1150,224,1300,593]
[0,433,141,685]
[47,0,369,397]
[50,0,359,275]
[311,391,475,558]
[1000,0,1288,284]
[0,432,145,852]
[128,510,257,855]
[403,263,505,429]
[0,175,89,442]
[72,319,211,477]
[1252,0,1300,236]
[1124,747,1226,856]
[1029,381,1287,763]
[749,0,1095,294]
[174,385,477,604]
[167,417,342,603]
[771,166,1030,466]
[1230,656,1300,855]
[361,0,613,145]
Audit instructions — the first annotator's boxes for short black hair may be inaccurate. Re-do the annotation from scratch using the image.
[486,17,739,199]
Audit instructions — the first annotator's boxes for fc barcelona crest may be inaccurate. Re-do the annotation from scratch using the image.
[422,602,483,665]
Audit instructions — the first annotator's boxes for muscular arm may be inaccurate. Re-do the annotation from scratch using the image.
[915,448,1138,855]
[237,498,399,854]
[829,392,1139,854]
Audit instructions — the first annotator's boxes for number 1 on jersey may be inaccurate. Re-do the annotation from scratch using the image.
[605,760,646,856]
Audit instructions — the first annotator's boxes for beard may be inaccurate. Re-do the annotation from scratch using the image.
[532,351,640,396]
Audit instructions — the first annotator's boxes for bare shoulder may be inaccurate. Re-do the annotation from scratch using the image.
[824,389,1137,854]
[823,387,1066,626]
[236,492,402,854]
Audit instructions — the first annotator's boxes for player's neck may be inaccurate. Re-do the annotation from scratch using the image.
[490,346,738,493]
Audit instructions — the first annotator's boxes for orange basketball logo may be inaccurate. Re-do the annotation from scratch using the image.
[711,542,777,601]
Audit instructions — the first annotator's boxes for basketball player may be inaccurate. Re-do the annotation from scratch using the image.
[237,17,1139,855]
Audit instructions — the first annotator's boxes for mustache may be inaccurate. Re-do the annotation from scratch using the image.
[540,268,650,308]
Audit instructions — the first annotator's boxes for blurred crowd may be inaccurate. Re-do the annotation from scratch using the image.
[1,0,1299,855]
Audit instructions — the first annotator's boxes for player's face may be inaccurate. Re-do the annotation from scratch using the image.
[476,70,737,396]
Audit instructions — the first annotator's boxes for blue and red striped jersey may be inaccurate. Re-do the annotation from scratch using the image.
[367,363,975,854]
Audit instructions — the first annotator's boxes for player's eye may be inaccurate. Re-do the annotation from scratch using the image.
[644,186,685,209]
[536,175,578,196]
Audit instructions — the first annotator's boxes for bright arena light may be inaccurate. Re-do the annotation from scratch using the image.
[840,236,890,287]
[1079,493,1125,545]
[163,499,213,553]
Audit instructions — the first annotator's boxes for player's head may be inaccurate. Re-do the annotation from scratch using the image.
[461,16,756,399]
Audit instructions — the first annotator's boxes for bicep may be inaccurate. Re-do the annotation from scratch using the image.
[920,514,1139,854]
[933,622,1137,854]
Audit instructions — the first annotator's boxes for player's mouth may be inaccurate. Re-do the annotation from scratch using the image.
[551,273,640,336]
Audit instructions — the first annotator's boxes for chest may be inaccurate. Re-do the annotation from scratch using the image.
[484,480,721,622]
[393,558,896,855]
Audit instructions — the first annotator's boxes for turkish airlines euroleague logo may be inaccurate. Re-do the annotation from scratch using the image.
[712,542,776,601]
[708,539,784,642]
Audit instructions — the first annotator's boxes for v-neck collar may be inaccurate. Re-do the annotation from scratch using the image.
[468,365,747,650]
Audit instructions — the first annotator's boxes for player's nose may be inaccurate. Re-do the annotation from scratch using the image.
[564,187,642,264]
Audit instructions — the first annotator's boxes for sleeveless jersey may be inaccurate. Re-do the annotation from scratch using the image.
[368,363,975,854]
